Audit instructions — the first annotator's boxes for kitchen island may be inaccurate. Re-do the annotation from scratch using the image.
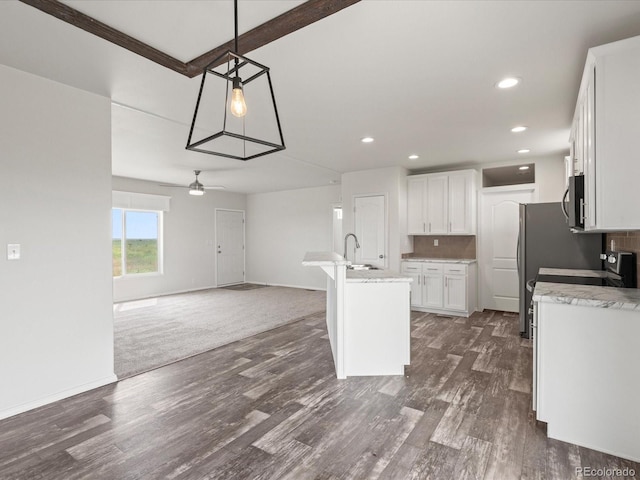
[302,252,412,379]
[532,278,640,462]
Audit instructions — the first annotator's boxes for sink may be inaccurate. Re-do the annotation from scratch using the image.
[347,264,379,270]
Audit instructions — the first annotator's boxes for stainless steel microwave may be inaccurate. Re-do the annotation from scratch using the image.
[562,174,585,229]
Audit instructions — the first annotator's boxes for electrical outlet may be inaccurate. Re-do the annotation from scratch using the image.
[433,239,439,247]
[7,244,20,260]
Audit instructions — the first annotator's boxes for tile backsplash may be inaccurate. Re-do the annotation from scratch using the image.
[403,236,476,260]
[605,231,640,287]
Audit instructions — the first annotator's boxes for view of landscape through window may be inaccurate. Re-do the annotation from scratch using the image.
[112,209,160,276]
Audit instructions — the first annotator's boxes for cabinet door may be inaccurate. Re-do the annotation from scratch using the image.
[444,274,467,311]
[407,178,426,234]
[584,65,596,230]
[402,262,423,306]
[448,173,470,234]
[426,175,448,234]
[424,273,444,308]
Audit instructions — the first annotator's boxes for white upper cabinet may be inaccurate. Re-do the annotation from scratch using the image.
[426,174,448,234]
[407,177,427,234]
[407,169,477,235]
[571,35,640,231]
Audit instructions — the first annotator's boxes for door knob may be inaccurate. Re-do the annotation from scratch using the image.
[379,254,384,259]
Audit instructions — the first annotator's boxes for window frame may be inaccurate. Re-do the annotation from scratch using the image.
[112,207,164,278]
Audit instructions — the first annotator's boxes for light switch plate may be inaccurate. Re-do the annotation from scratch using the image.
[7,244,20,260]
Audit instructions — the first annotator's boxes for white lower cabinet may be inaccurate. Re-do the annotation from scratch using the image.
[402,261,476,317]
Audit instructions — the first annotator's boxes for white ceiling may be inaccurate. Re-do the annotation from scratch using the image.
[2,0,640,193]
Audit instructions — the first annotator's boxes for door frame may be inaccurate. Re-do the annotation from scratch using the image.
[215,208,246,287]
[352,193,388,268]
[477,184,537,311]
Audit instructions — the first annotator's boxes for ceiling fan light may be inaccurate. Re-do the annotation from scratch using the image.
[189,186,205,196]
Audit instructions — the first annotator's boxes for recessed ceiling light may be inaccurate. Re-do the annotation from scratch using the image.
[519,165,530,170]
[496,77,520,89]
[518,149,531,154]
[361,137,374,143]
[408,154,419,160]
[511,126,527,133]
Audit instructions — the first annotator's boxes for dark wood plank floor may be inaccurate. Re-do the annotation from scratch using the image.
[1,310,638,479]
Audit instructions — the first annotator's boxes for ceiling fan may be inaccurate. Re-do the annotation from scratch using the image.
[159,170,225,196]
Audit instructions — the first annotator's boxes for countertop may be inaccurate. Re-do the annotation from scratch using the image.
[538,267,607,278]
[402,258,477,264]
[346,269,413,283]
[533,282,640,311]
[302,252,412,283]
[302,252,350,266]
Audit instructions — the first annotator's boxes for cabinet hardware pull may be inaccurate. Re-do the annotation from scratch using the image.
[423,222,426,232]
[449,222,452,232]
[429,222,431,232]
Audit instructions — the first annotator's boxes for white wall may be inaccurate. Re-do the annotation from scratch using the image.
[0,65,115,419]
[112,177,246,302]
[533,156,566,202]
[246,185,341,290]
[341,166,411,273]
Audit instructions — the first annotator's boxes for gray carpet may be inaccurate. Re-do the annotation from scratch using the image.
[114,286,326,379]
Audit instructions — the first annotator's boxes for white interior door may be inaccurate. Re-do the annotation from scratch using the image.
[479,187,535,312]
[354,195,386,268]
[216,209,245,286]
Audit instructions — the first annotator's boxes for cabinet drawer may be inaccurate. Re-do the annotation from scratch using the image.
[422,263,444,274]
[401,262,422,273]
[444,264,467,275]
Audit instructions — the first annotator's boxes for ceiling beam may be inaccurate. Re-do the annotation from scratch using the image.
[19,0,361,78]
[185,0,361,77]
[19,0,189,76]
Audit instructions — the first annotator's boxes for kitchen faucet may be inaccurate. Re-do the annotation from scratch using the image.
[343,233,360,262]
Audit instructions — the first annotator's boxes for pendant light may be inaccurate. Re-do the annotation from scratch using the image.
[186,0,285,161]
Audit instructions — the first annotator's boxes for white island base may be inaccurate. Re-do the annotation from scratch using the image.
[302,252,412,379]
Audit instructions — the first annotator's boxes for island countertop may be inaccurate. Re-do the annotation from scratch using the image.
[302,251,350,266]
[346,269,413,283]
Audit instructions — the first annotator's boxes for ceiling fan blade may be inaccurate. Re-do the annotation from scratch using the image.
[158,183,189,188]
[203,186,225,190]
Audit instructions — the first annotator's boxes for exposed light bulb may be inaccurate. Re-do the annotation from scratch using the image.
[230,77,247,117]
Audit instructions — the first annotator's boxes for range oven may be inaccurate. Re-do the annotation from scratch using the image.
[535,251,636,288]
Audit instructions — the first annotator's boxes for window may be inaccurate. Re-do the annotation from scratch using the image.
[112,208,162,277]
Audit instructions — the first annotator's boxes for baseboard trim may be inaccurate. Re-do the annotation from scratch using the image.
[114,283,326,304]
[255,282,326,292]
[0,373,118,421]
[114,285,217,304]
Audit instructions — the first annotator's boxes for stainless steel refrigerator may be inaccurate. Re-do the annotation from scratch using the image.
[518,202,603,338]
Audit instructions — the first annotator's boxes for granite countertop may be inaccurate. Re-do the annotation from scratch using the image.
[538,267,607,278]
[302,252,349,266]
[402,258,477,264]
[533,282,640,311]
[346,269,413,283]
